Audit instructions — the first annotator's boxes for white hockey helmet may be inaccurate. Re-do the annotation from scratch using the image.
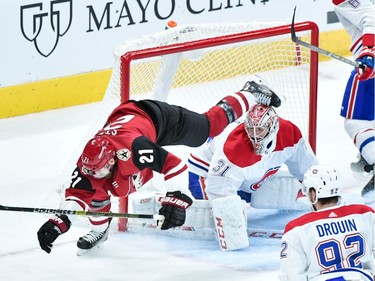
[244,104,279,155]
[302,165,341,204]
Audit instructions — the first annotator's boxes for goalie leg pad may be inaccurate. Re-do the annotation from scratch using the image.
[211,195,249,251]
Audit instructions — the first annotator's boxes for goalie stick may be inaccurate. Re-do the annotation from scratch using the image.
[0,204,164,220]
[248,229,283,239]
[291,7,364,70]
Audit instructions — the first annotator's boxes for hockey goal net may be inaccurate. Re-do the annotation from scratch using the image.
[64,20,319,232]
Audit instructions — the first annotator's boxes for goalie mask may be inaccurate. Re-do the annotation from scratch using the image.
[81,136,115,178]
[302,165,341,205]
[244,104,279,155]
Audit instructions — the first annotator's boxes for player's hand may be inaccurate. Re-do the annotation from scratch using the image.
[37,215,71,253]
[356,46,375,81]
[158,191,193,230]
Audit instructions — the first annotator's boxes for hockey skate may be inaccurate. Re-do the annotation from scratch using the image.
[350,154,369,173]
[76,225,110,256]
[241,77,281,108]
[361,165,374,200]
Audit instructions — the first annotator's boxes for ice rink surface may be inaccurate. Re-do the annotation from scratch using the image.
[0,58,373,280]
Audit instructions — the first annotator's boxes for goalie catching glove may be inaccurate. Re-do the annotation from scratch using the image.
[37,215,71,254]
[159,191,193,230]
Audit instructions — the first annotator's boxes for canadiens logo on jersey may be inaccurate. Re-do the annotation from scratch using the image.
[250,166,280,191]
[117,148,131,161]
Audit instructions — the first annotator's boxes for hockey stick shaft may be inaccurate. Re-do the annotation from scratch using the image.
[291,7,362,69]
[0,204,164,220]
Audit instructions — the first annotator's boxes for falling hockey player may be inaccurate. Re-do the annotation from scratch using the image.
[37,76,281,255]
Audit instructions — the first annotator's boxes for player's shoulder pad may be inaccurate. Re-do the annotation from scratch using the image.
[131,136,168,171]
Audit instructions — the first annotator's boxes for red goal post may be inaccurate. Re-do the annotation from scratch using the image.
[102,21,319,231]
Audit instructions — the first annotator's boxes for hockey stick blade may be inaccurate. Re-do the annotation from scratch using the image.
[248,229,283,239]
[0,204,164,220]
[291,6,362,69]
[127,221,283,239]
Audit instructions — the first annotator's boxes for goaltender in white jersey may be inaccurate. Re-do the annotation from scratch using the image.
[188,104,318,201]
[279,165,375,281]
[188,101,318,250]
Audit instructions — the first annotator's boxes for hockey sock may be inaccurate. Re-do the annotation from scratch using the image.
[204,92,250,137]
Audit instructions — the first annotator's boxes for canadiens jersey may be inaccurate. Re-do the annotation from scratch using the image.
[333,0,375,58]
[188,118,318,201]
[279,204,375,280]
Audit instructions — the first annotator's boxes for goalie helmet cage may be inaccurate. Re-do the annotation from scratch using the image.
[99,20,318,231]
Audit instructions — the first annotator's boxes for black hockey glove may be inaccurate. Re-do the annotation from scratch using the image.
[37,215,71,254]
[159,191,193,230]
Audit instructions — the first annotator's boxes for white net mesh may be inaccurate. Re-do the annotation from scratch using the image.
[105,21,315,137]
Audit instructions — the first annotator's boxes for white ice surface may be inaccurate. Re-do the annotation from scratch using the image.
[0,58,373,280]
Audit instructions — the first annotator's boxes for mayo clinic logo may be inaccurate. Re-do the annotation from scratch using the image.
[20,0,72,57]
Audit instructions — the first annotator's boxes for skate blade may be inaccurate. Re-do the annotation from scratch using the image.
[76,243,104,256]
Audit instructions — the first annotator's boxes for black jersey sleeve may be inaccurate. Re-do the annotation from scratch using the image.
[131,136,168,173]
